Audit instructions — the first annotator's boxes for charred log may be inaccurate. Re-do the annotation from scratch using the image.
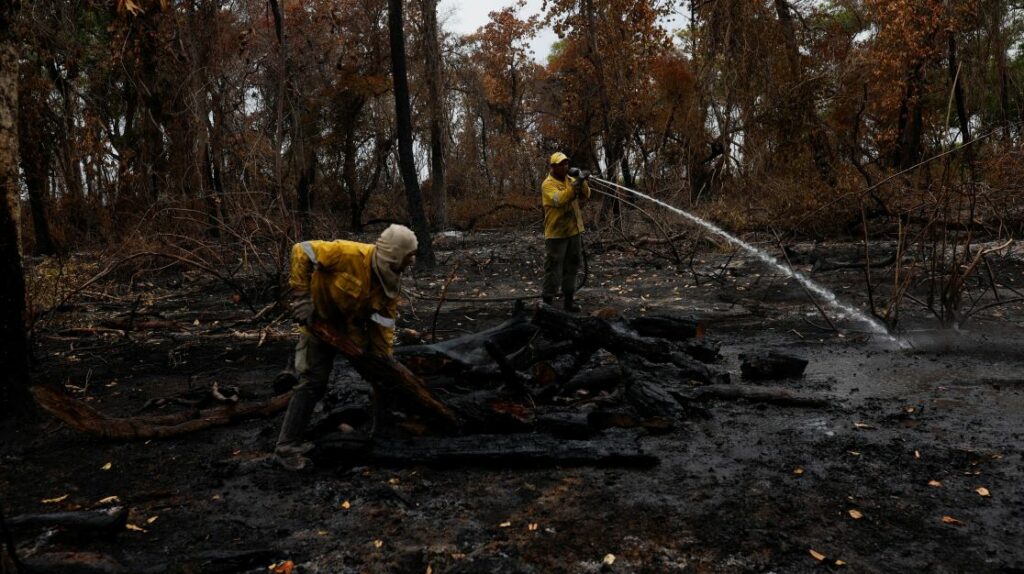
[313,432,658,468]
[6,507,127,537]
[740,351,809,380]
[31,385,290,440]
[629,314,704,341]
[672,384,828,408]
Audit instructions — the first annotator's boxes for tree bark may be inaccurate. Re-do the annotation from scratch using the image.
[17,60,56,255]
[947,31,976,180]
[388,0,436,266]
[419,0,447,229]
[0,0,33,423]
[773,0,836,187]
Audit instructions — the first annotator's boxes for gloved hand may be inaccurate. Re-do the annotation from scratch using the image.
[289,291,315,325]
[568,167,591,181]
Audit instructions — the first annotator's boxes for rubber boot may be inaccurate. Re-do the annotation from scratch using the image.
[563,291,581,313]
[274,389,318,471]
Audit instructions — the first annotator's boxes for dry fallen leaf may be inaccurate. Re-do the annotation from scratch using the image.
[146,516,159,524]
[914,450,921,459]
[101,462,112,471]
[373,539,384,549]
[835,559,847,566]
[793,467,805,476]
[976,487,991,497]
[41,494,69,504]
[426,565,433,574]
[602,554,616,566]
[941,515,965,526]
[388,478,400,485]
[97,496,120,505]
[318,530,328,536]
[853,422,873,429]
[125,523,147,533]
[527,523,539,531]
[340,500,351,510]
[928,480,942,488]
[499,521,512,528]
[809,549,827,561]
[272,560,294,574]
[848,509,863,520]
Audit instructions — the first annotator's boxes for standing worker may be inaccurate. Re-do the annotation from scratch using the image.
[541,152,590,312]
[274,224,418,471]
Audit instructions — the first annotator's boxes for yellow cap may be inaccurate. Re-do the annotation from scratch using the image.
[549,151,569,165]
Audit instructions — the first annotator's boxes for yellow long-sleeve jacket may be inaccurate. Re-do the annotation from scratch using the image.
[289,240,398,357]
[541,174,590,239]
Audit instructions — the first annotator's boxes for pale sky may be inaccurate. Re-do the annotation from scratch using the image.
[439,0,559,63]
[439,0,687,63]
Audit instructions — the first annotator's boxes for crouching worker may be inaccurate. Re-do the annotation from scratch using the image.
[274,224,418,471]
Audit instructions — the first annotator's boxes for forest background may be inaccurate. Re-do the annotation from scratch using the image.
[2,0,1023,417]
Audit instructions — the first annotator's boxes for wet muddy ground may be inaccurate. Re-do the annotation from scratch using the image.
[3,230,1024,573]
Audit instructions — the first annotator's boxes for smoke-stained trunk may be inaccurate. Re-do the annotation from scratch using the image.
[773,0,835,187]
[947,33,975,180]
[419,0,447,229]
[17,62,55,255]
[388,0,436,267]
[0,1,34,421]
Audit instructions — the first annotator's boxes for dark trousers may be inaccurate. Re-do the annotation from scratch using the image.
[543,234,582,298]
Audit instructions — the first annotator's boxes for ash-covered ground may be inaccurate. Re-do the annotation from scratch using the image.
[3,230,1023,573]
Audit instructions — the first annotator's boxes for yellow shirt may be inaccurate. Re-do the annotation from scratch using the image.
[289,240,398,357]
[541,174,590,239]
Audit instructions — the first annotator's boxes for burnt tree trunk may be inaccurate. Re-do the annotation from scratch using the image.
[773,0,836,187]
[1,0,33,423]
[17,58,55,255]
[947,32,976,181]
[388,0,436,267]
[419,0,447,229]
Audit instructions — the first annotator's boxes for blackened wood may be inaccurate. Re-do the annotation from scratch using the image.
[31,385,291,440]
[740,351,809,380]
[539,364,621,401]
[679,339,722,364]
[21,552,126,574]
[669,352,730,385]
[0,15,33,420]
[388,0,436,267]
[484,340,529,395]
[7,507,127,535]
[314,432,657,468]
[629,315,704,341]
[533,412,594,439]
[395,310,538,374]
[673,384,828,408]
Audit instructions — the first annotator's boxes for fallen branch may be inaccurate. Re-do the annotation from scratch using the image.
[7,507,128,536]
[31,385,291,440]
[313,432,658,468]
[673,384,830,408]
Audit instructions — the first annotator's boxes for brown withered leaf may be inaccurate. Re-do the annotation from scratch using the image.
[941,515,965,526]
[809,549,826,561]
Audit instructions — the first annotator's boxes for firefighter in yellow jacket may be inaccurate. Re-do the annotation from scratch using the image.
[541,152,590,311]
[274,224,418,470]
